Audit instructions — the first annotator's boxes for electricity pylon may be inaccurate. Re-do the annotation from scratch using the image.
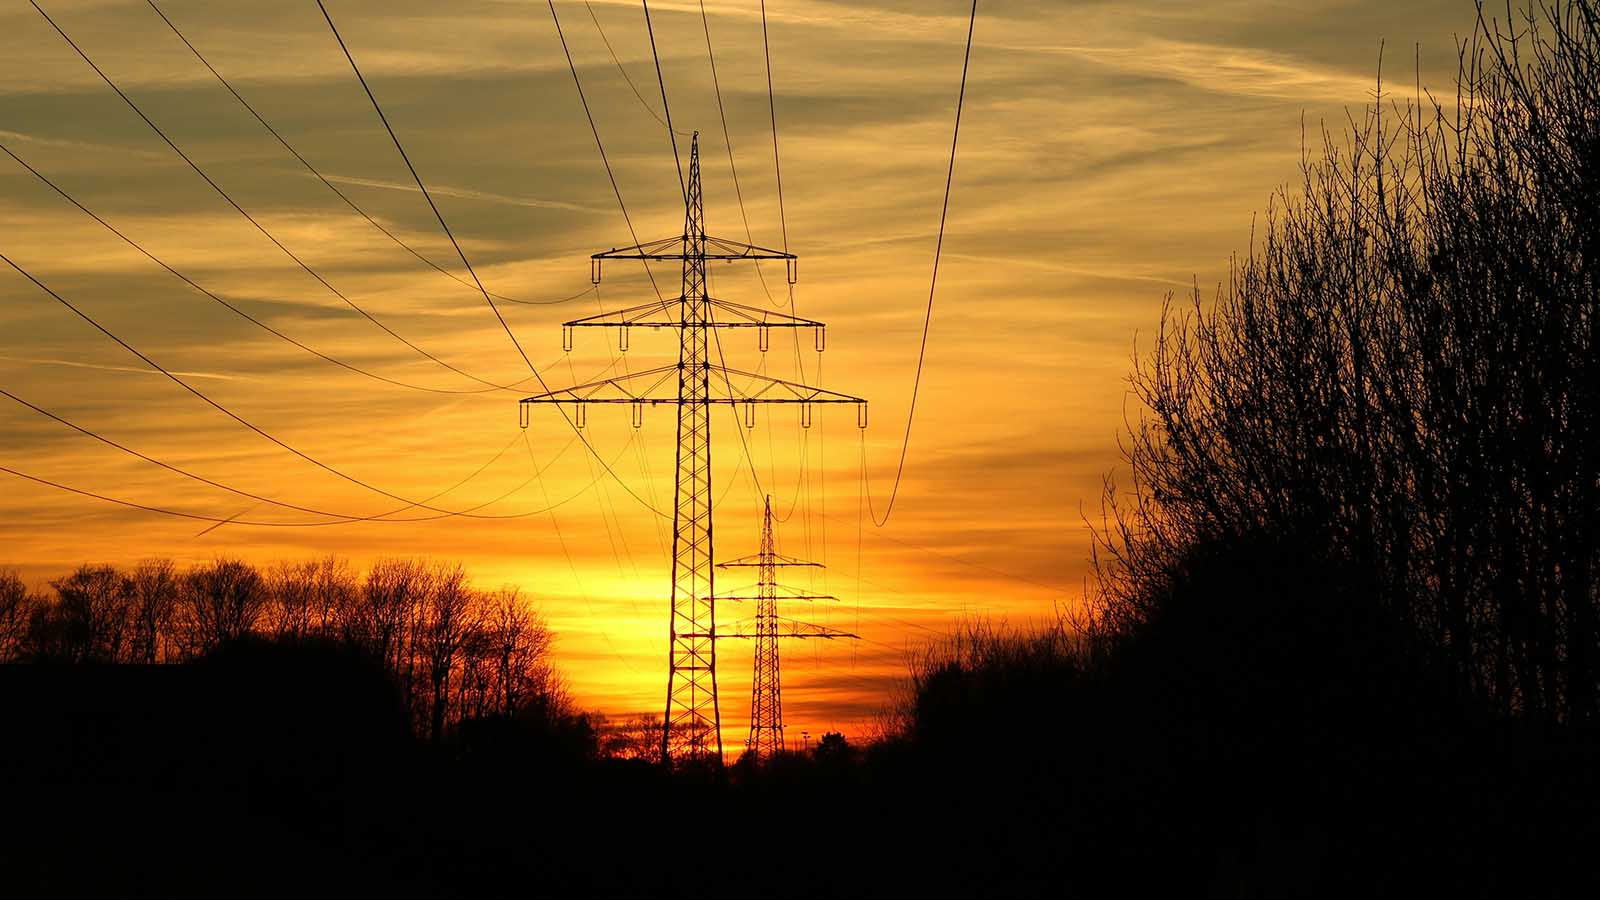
[519,134,866,764]
[716,495,857,762]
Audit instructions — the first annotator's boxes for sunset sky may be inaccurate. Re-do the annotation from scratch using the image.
[0,0,1477,742]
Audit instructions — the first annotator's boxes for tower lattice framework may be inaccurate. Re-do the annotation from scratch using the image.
[520,134,867,764]
[716,495,857,761]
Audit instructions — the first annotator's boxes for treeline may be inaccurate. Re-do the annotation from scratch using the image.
[858,2,1600,895]
[0,557,561,740]
[1091,0,1600,722]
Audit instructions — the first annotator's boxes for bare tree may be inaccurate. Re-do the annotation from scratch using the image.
[357,558,436,719]
[5,553,572,741]
[179,558,265,657]
[306,555,356,636]
[415,562,479,740]
[486,586,559,715]
[127,559,178,664]
[451,586,563,725]
[43,564,132,663]
[1092,0,1600,722]
[600,713,666,761]
[0,569,31,662]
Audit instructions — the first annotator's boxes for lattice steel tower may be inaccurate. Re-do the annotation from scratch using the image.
[717,495,857,761]
[520,134,866,764]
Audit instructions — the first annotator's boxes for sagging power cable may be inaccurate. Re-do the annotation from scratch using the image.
[865,0,978,527]
[144,0,593,308]
[27,0,525,393]
[319,0,670,519]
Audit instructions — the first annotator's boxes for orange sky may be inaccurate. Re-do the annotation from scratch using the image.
[0,0,1477,745]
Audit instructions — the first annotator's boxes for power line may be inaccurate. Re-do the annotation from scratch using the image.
[143,0,592,309]
[640,0,686,201]
[0,139,533,397]
[696,0,785,311]
[759,0,789,256]
[0,250,557,519]
[866,0,978,527]
[585,1,689,138]
[853,433,1069,597]
[315,0,536,375]
[0,384,629,526]
[751,1,818,523]
[27,0,523,393]
[0,431,624,530]
[1,386,456,521]
[547,0,666,303]
[318,0,669,520]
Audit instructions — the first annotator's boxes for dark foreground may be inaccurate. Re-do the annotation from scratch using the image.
[3,631,1595,900]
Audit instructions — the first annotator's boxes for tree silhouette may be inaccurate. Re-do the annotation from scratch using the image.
[0,569,30,662]
[1092,0,1600,723]
[128,558,178,664]
[46,564,131,663]
[180,558,266,657]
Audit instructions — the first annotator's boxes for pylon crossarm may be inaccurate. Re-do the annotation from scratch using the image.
[521,367,865,406]
[715,633,857,640]
[715,583,838,602]
[717,552,822,568]
[592,234,794,262]
[565,298,679,328]
[704,234,793,260]
[562,297,822,329]
[705,616,859,640]
[771,615,860,639]
[707,299,822,328]
[518,365,678,404]
[713,368,865,404]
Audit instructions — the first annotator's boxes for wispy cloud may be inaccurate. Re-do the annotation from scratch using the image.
[317,172,609,215]
[0,353,252,382]
[0,128,167,160]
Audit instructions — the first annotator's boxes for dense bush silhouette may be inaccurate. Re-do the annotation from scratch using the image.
[1092,0,1600,722]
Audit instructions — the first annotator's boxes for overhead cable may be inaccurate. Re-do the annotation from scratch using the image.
[28,0,524,392]
[866,0,978,527]
[318,0,670,519]
[144,0,593,308]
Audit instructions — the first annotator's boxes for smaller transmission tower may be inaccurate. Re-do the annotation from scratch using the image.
[716,495,857,761]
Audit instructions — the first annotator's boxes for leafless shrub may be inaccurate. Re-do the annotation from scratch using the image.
[1092,0,1600,721]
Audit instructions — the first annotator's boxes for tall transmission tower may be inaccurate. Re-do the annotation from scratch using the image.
[716,495,858,762]
[520,134,867,764]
